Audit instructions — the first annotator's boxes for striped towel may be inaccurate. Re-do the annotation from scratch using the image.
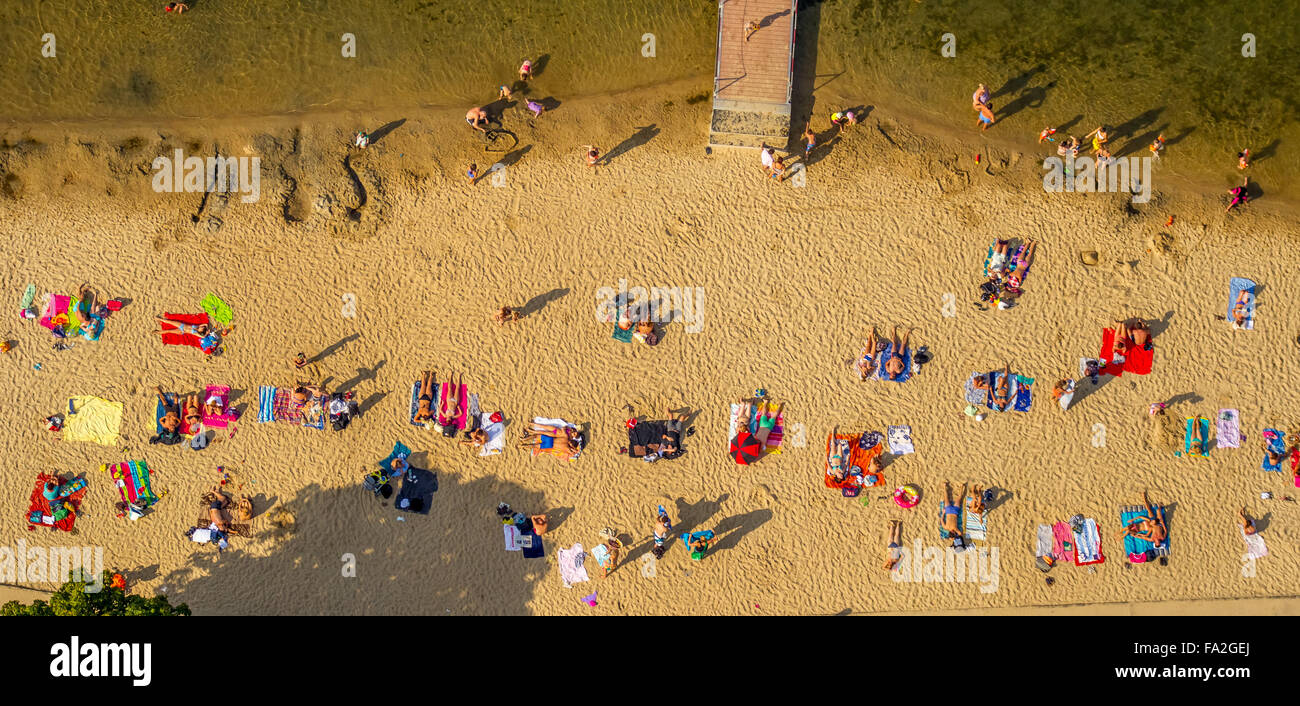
[727,403,784,450]
[965,507,988,541]
[103,460,159,508]
[1240,526,1268,559]
[258,385,326,430]
[1120,505,1169,560]
[1072,518,1105,565]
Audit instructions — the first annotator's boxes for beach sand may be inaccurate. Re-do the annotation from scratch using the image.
[2,78,1298,615]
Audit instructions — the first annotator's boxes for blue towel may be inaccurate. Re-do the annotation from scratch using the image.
[876,342,912,383]
[1262,428,1286,471]
[379,440,413,473]
[521,529,544,558]
[409,381,439,427]
[257,385,274,423]
[682,530,715,548]
[1013,379,1033,412]
[1228,277,1256,330]
[156,394,176,434]
[1121,505,1169,559]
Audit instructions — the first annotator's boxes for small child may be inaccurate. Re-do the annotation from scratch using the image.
[354,131,370,149]
[802,124,816,156]
[1149,134,1165,159]
[1052,378,1076,411]
[1038,126,1057,143]
[498,85,513,101]
[1237,148,1250,170]
[467,163,478,184]
[493,305,520,325]
[526,100,545,118]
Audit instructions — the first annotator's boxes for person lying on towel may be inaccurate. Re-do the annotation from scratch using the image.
[519,423,585,456]
[972,363,1014,411]
[1106,317,1152,364]
[1115,490,1167,548]
[156,387,182,435]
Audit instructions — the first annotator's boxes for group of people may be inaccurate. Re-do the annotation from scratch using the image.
[854,325,917,382]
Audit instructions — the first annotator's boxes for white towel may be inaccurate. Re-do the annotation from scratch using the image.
[1240,526,1268,558]
[532,416,575,429]
[478,413,506,456]
[1073,518,1103,563]
[556,543,590,587]
[1035,524,1054,558]
[887,425,914,455]
[504,524,521,551]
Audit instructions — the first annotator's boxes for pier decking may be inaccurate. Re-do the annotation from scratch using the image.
[709,0,797,149]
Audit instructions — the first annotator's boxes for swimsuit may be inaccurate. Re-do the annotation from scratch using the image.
[759,415,777,431]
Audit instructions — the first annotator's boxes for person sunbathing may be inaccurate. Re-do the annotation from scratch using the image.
[519,424,584,454]
[746,398,784,445]
[1231,290,1251,328]
[203,487,232,533]
[967,484,987,515]
[75,283,97,326]
[183,394,203,429]
[1262,440,1287,468]
[414,370,436,423]
[1114,317,1152,353]
[883,519,904,571]
[882,326,914,380]
[942,481,966,537]
[204,392,224,417]
[460,427,489,448]
[1002,240,1037,295]
[974,363,1014,411]
[155,315,209,336]
[1238,506,1258,536]
[1117,490,1167,547]
[439,372,463,424]
[828,432,850,481]
[988,239,1012,276]
[292,384,323,405]
[659,408,689,457]
[688,532,712,559]
[1188,415,1209,455]
[635,320,655,338]
[854,327,880,381]
[155,387,181,432]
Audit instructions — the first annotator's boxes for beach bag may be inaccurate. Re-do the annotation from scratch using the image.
[1128,552,1147,564]
[190,432,209,451]
[841,485,859,498]
[1035,556,1054,573]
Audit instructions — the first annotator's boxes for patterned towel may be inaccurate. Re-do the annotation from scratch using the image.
[965,506,988,541]
[727,403,784,450]
[1262,429,1286,471]
[1228,277,1256,330]
[557,543,590,587]
[887,425,914,455]
[1120,505,1169,560]
[202,385,237,428]
[1216,409,1241,448]
[964,373,989,406]
[1072,518,1105,565]
[257,385,326,430]
[103,460,159,508]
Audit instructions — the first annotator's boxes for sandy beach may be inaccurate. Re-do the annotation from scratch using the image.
[3,9,1300,615]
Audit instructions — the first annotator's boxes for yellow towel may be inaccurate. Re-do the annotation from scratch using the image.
[63,396,123,446]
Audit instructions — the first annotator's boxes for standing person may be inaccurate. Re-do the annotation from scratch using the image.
[1038,126,1058,143]
[802,123,816,156]
[353,131,370,149]
[830,110,857,135]
[745,20,761,41]
[769,156,788,182]
[976,103,995,131]
[1084,126,1109,153]
[883,520,904,571]
[972,83,991,111]
[652,508,673,559]
[1148,134,1166,160]
[582,145,600,169]
[467,163,478,184]
[493,305,520,325]
[518,58,533,82]
[760,144,775,174]
[1237,148,1250,170]
[1226,177,1250,212]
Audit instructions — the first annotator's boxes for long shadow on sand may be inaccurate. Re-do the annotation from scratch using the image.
[602,125,659,165]
[156,472,552,615]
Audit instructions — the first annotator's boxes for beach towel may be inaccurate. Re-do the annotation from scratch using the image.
[39,294,73,333]
[887,425,914,455]
[530,417,581,460]
[1216,409,1241,448]
[395,467,436,515]
[409,380,439,429]
[200,386,236,428]
[1261,428,1286,471]
[63,396,123,446]
[1013,376,1033,412]
[378,440,413,473]
[504,524,522,551]
[519,528,545,559]
[1097,328,1126,377]
[20,283,35,311]
[1035,524,1054,558]
[200,293,234,328]
[27,473,86,532]
[964,373,989,406]
[436,383,469,429]
[557,543,590,587]
[257,386,326,430]
[965,502,988,541]
[158,313,218,354]
[477,412,506,456]
[103,460,160,510]
[876,342,912,383]
[983,239,1023,278]
[1228,277,1256,330]
[727,403,785,453]
[612,324,634,343]
[1240,526,1268,559]
[823,432,884,490]
[1182,417,1211,458]
[682,530,715,550]
[1120,505,1169,561]
[1072,518,1105,566]
[155,393,198,439]
[971,372,1031,413]
[1052,522,1076,564]
[590,543,611,568]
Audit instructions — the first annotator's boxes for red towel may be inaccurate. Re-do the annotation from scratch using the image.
[160,331,203,348]
[1098,328,1125,377]
[27,473,84,532]
[1124,341,1155,375]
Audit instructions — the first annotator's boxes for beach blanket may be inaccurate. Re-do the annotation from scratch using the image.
[727,403,785,453]
[27,473,86,532]
[258,385,326,430]
[965,502,988,541]
[394,466,436,514]
[682,530,715,549]
[557,543,590,587]
[504,524,522,551]
[200,293,234,328]
[612,324,635,343]
[1035,524,1054,558]
[1099,327,1155,376]
[63,396,123,446]
[823,432,884,491]
[520,529,544,559]
[1216,409,1241,448]
[409,380,438,429]
[202,386,237,428]
[1072,518,1105,566]
[964,373,988,406]
[155,393,198,438]
[530,417,581,461]
[1240,526,1268,559]
[876,342,912,383]
[1183,417,1211,458]
[103,460,160,510]
[1228,277,1256,330]
[887,425,914,455]
[39,294,75,334]
[477,412,506,456]
[983,239,1024,278]
[1261,428,1286,471]
[966,372,1031,412]
[1052,522,1076,564]
[1120,505,1169,561]
[1097,328,1125,377]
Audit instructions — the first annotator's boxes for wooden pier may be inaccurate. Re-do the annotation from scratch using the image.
[709,0,797,149]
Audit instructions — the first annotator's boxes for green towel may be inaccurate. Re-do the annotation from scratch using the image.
[201,293,233,327]
[20,283,35,310]
[611,325,634,343]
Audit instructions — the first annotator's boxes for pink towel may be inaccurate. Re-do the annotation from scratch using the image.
[1052,522,1076,563]
[202,385,237,428]
[40,294,71,331]
[438,383,469,428]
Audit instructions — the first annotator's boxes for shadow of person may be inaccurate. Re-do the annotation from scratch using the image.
[998,84,1050,122]
[518,288,569,317]
[367,118,407,146]
[532,54,550,78]
[337,359,386,394]
[308,334,360,366]
[1251,138,1281,164]
[674,493,729,537]
[992,64,1046,99]
[358,391,388,416]
[602,124,659,165]
[711,508,773,554]
[498,144,532,169]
